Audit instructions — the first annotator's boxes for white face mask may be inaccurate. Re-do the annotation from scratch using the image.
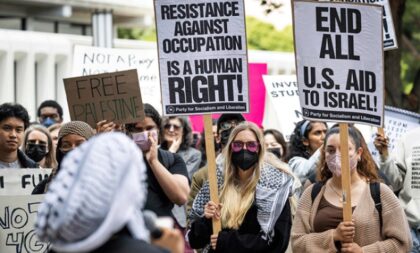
[326,153,359,177]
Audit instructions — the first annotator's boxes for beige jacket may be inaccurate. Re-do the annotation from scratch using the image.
[292,182,412,253]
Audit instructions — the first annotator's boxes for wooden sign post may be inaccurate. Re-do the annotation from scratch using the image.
[203,114,222,232]
[339,123,352,222]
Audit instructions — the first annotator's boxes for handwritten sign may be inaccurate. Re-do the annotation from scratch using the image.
[0,169,51,196]
[154,0,249,115]
[72,45,162,114]
[64,69,145,128]
[0,195,49,253]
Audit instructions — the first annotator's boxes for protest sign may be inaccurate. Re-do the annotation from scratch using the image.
[0,169,51,196]
[345,0,397,50]
[366,106,420,161]
[263,75,302,141]
[64,69,145,128]
[154,0,249,115]
[0,195,48,253]
[72,45,162,114]
[293,1,384,127]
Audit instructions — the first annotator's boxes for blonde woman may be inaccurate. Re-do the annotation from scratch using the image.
[188,122,294,253]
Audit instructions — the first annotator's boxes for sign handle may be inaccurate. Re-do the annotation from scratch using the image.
[339,123,352,222]
[203,114,222,234]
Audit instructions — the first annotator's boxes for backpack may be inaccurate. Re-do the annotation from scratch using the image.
[311,181,383,230]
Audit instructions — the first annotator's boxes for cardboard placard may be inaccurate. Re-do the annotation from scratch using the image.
[293,1,384,127]
[72,45,162,114]
[263,75,302,141]
[345,0,398,50]
[0,195,49,253]
[64,69,145,128]
[0,169,51,196]
[154,0,249,115]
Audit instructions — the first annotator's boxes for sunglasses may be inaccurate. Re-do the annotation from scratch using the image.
[231,141,260,153]
[164,123,182,131]
[219,121,238,132]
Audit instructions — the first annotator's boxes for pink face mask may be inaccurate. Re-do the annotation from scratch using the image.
[132,130,158,152]
[326,153,358,177]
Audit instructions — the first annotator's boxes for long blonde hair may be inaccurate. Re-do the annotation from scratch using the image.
[219,122,265,229]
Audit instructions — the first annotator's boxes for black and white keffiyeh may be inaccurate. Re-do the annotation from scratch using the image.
[35,132,149,252]
[190,161,294,243]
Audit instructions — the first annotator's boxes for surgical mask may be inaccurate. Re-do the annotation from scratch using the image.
[326,153,359,177]
[41,117,56,128]
[26,144,48,162]
[132,130,158,152]
[231,150,259,171]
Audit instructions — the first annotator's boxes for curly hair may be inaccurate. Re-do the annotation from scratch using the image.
[0,103,30,129]
[285,120,327,162]
[317,125,379,183]
[160,116,193,151]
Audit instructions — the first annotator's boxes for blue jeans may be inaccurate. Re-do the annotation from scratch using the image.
[411,227,420,253]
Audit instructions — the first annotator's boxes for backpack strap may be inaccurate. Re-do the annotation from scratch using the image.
[311,182,324,202]
[370,182,382,231]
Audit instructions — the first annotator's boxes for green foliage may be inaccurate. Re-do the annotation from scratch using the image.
[117,27,156,41]
[246,16,294,52]
[401,0,420,93]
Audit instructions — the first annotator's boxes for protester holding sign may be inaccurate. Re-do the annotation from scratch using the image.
[0,103,37,169]
[125,103,189,217]
[376,127,420,253]
[286,120,327,186]
[188,122,294,253]
[292,126,411,252]
[21,124,57,168]
[36,132,183,253]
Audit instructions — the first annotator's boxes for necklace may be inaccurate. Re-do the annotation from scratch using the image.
[328,181,345,202]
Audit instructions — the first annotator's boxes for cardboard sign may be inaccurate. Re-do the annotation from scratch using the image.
[0,195,49,253]
[293,1,384,127]
[64,69,145,128]
[367,106,420,162]
[72,45,162,114]
[0,169,51,196]
[263,75,302,141]
[345,0,397,50]
[154,0,249,115]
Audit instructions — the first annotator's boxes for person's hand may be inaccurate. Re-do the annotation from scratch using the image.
[151,228,184,253]
[204,201,222,220]
[210,234,218,250]
[96,120,116,133]
[168,137,182,153]
[146,131,159,163]
[341,242,362,253]
[333,220,355,242]
[373,133,389,156]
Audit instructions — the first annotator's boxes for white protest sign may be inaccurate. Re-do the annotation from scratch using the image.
[72,45,162,114]
[0,169,51,196]
[366,106,420,162]
[262,75,302,141]
[154,0,249,115]
[293,1,384,127]
[0,195,49,253]
[345,0,397,50]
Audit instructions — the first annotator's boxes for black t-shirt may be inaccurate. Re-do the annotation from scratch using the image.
[144,148,188,217]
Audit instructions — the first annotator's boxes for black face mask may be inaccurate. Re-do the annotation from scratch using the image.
[26,144,47,163]
[231,150,259,171]
[267,148,282,159]
[220,129,232,147]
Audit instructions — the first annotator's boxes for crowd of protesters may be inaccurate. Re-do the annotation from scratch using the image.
[0,100,418,253]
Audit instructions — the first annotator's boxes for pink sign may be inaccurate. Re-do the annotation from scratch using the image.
[189,63,268,132]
